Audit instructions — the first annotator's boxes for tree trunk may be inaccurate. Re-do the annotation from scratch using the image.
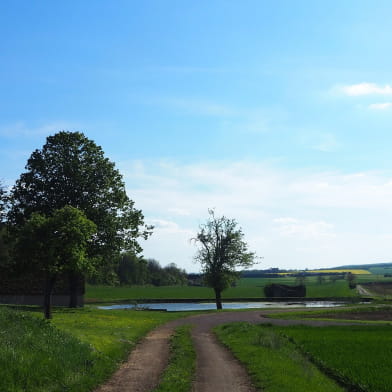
[44,274,56,319]
[214,288,222,310]
[68,271,79,308]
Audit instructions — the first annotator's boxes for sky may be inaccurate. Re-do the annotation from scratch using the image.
[1,1,392,272]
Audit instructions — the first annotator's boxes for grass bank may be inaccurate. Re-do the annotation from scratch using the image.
[0,306,192,392]
[153,325,195,392]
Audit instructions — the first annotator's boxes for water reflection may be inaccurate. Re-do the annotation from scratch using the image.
[98,301,344,312]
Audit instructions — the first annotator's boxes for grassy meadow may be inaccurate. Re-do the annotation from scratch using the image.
[0,306,194,392]
[215,322,392,392]
[85,275,373,302]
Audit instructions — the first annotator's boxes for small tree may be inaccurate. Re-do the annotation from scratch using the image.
[317,275,325,285]
[192,210,256,309]
[16,206,96,319]
[346,272,356,289]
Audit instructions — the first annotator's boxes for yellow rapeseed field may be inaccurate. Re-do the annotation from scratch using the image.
[307,269,370,274]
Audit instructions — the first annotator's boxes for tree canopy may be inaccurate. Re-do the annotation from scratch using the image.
[0,181,7,223]
[193,209,256,309]
[9,131,152,265]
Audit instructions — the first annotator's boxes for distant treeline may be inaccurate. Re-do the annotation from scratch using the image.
[88,252,188,286]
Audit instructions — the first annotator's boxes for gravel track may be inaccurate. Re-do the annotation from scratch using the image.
[94,309,354,392]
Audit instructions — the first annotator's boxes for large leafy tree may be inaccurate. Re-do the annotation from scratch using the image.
[0,181,7,223]
[193,210,256,309]
[16,206,96,318]
[9,131,152,303]
[0,181,10,269]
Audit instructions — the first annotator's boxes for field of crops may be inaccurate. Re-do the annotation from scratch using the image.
[215,322,343,392]
[307,269,370,274]
[279,324,392,392]
[215,322,392,392]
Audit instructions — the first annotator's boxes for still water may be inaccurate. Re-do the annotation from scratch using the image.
[98,301,344,312]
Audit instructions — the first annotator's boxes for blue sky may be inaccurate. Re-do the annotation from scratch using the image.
[2,1,392,271]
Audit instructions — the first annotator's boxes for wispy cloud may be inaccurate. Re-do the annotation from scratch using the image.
[273,217,335,240]
[312,133,339,152]
[0,121,83,138]
[300,131,340,152]
[160,97,236,117]
[122,159,392,271]
[147,65,227,74]
[340,82,392,96]
[368,102,392,110]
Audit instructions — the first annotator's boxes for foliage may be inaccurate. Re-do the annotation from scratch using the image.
[193,209,256,309]
[346,272,356,288]
[0,306,192,392]
[146,259,187,286]
[153,325,195,392]
[0,181,11,270]
[15,206,96,317]
[0,180,7,223]
[8,131,152,271]
[215,322,343,392]
[117,252,149,285]
[89,253,188,287]
[16,206,96,276]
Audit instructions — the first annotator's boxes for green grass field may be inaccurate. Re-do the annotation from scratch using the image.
[215,322,392,392]
[0,306,194,392]
[86,276,365,302]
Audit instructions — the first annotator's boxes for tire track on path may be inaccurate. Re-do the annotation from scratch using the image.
[95,310,355,392]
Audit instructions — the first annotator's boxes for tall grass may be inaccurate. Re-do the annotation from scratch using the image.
[0,306,194,392]
[214,322,343,392]
[153,325,195,392]
[279,324,392,392]
[0,307,95,392]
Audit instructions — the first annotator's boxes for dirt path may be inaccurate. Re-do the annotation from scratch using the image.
[95,309,354,392]
[356,284,372,296]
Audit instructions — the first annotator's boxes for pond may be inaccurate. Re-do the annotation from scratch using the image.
[98,301,345,312]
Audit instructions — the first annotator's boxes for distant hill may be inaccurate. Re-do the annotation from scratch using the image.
[240,263,392,278]
[331,262,392,271]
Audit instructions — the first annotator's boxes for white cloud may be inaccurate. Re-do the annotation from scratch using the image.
[340,82,392,96]
[123,160,392,271]
[368,102,392,110]
[273,217,335,239]
[312,133,339,152]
